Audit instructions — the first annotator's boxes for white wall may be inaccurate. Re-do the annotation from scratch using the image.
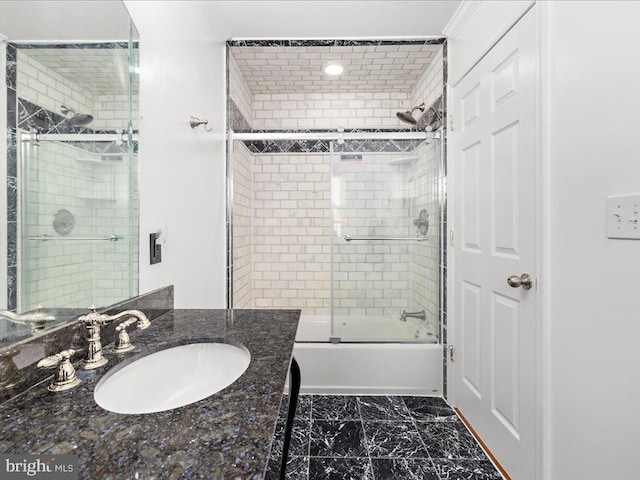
[544,1,640,478]
[124,1,227,308]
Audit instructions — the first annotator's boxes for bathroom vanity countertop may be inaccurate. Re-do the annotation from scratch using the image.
[0,309,300,479]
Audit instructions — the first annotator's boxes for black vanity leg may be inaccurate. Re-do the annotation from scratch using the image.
[280,357,301,480]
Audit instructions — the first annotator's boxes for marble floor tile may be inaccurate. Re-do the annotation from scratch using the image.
[417,421,486,460]
[264,455,309,480]
[279,394,313,421]
[308,457,373,480]
[432,458,503,480]
[309,420,367,458]
[363,421,429,459]
[270,419,311,459]
[403,396,458,422]
[357,396,413,421]
[312,395,360,421]
[370,458,440,480]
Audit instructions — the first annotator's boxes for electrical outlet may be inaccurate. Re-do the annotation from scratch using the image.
[607,194,640,239]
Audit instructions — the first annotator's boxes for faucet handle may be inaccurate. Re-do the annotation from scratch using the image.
[37,348,81,392]
[114,319,137,353]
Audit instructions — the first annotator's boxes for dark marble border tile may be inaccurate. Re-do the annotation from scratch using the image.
[308,457,373,480]
[6,44,16,90]
[6,128,17,178]
[6,176,17,223]
[228,39,445,47]
[12,42,129,50]
[7,87,16,127]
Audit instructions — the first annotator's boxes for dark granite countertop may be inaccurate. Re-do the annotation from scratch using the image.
[0,309,300,479]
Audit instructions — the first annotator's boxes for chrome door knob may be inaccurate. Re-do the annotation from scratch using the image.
[507,273,533,290]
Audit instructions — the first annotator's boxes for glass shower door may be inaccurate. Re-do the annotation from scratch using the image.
[19,134,136,312]
[330,138,441,343]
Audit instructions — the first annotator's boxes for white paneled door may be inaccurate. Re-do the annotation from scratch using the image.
[452,7,538,479]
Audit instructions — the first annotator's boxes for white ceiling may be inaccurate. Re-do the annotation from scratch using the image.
[203,1,461,39]
[0,1,134,42]
[231,43,443,94]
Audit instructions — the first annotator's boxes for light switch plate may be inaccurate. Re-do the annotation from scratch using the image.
[607,194,640,239]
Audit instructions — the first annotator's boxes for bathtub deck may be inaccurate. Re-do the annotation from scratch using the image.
[265,394,502,480]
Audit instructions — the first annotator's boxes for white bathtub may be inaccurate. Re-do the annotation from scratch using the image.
[288,315,443,396]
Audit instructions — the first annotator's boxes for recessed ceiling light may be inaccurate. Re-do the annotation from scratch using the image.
[324,62,344,76]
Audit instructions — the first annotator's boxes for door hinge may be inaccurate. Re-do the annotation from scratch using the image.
[444,344,454,362]
[449,230,455,246]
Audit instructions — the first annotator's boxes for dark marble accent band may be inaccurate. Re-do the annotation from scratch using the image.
[0,307,300,480]
[228,39,445,47]
[11,42,130,50]
[6,44,16,90]
[0,285,174,403]
[238,128,426,154]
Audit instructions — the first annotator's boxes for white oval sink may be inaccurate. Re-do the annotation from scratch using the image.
[94,342,250,414]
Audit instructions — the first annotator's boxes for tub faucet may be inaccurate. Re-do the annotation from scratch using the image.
[400,309,426,322]
[78,306,150,370]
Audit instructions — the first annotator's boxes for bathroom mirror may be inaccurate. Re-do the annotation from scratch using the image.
[0,1,140,347]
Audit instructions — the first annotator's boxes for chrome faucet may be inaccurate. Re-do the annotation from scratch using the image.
[0,305,56,331]
[400,309,426,322]
[78,306,150,370]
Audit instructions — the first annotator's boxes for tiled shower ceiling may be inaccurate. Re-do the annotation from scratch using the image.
[21,47,139,96]
[231,43,442,94]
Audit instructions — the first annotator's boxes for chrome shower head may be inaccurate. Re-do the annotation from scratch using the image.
[60,105,94,127]
[396,103,426,125]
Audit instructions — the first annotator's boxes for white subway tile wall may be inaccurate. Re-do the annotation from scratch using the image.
[252,153,332,315]
[232,142,253,308]
[228,51,254,129]
[411,45,444,110]
[252,91,412,130]
[16,49,138,309]
[17,51,94,124]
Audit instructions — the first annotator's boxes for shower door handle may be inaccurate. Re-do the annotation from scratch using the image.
[507,273,533,290]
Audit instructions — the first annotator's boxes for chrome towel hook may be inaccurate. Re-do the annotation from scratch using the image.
[189,116,213,132]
